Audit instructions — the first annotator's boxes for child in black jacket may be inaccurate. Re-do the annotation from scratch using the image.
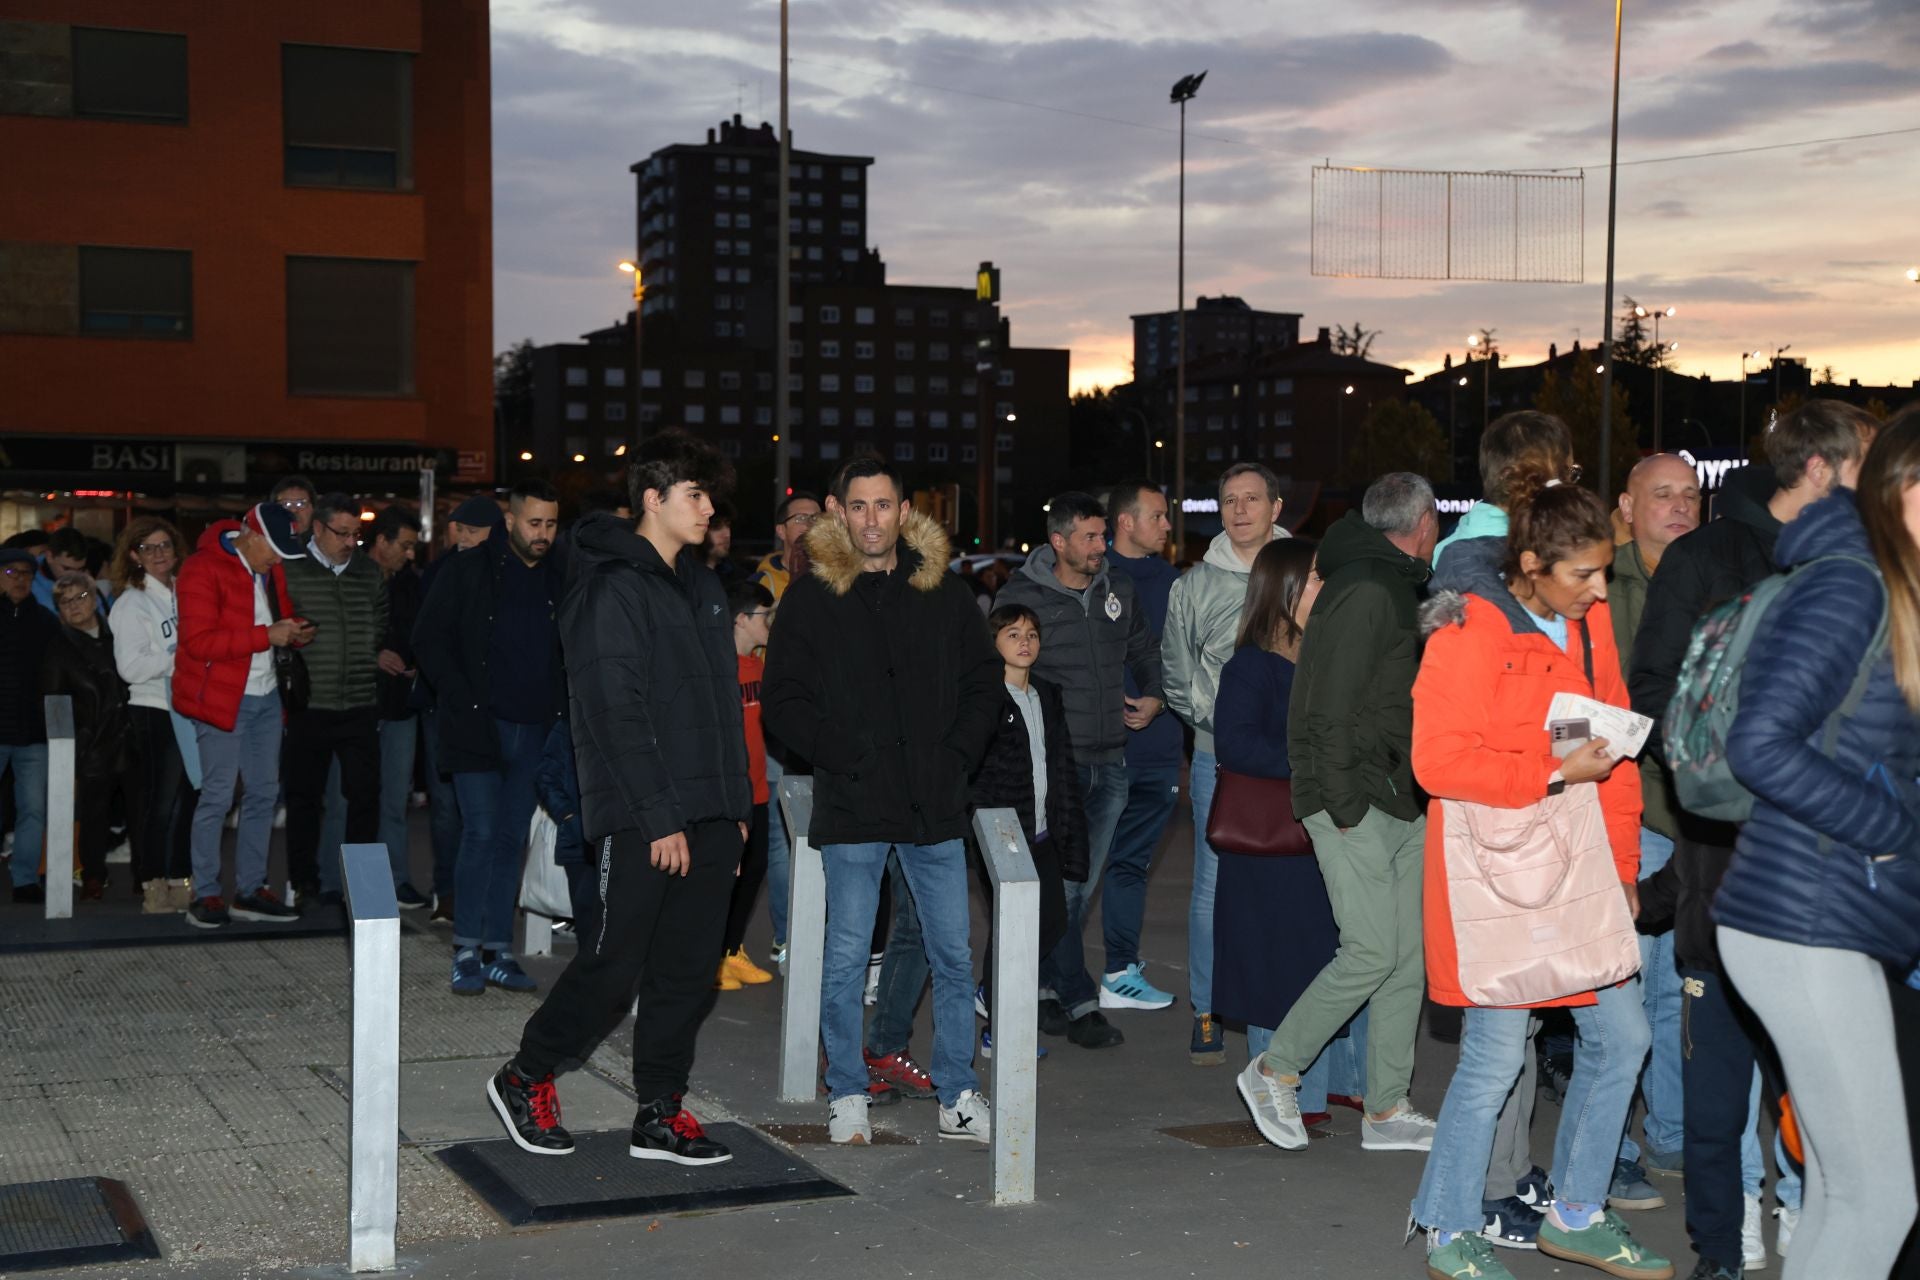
[969,604,1086,1056]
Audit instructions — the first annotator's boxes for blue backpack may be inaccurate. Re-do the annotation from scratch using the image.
[1665,554,1888,823]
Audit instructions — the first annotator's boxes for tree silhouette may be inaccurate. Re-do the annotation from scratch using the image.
[1612,298,1660,368]
[494,339,536,439]
[1534,361,1638,493]
[1345,398,1448,485]
[1333,322,1379,359]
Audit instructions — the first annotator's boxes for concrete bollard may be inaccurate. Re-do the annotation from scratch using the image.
[341,843,399,1273]
[43,695,74,921]
[776,776,825,1104]
[972,807,1039,1207]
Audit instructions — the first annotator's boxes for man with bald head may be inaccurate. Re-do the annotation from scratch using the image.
[1608,452,1701,1189]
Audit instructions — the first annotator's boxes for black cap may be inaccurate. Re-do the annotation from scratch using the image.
[449,496,503,528]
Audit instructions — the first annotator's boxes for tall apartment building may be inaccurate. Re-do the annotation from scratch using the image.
[0,1,492,539]
[1131,295,1301,383]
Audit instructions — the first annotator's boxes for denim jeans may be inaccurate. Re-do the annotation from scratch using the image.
[866,854,923,1057]
[378,716,418,887]
[1187,749,1222,1013]
[421,708,462,901]
[1248,1006,1370,1114]
[451,718,546,952]
[821,840,976,1107]
[1744,1071,1802,1206]
[1,742,48,888]
[1039,761,1130,1016]
[1622,828,1684,1162]
[1103,763,1180,974]
[1413,981,1651,1233]
[764,753,791,945]
[189,692,282,901]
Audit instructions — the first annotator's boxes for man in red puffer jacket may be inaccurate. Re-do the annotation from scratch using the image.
[173,502,312,929]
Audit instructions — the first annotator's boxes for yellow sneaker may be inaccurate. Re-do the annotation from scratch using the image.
[714,961,743,991]
[724,948,774,985]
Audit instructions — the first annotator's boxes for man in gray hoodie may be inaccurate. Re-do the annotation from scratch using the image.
[1163,462,1286,1063]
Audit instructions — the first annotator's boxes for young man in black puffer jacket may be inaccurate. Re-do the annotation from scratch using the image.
[486,431,752,1169]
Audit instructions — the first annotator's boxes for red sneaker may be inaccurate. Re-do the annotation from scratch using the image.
[1327,1093,1365,1112]
[862,1047,936,1100]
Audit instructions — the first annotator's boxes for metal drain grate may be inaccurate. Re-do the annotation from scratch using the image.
[436,1124,854,1227]
[0,1177,159,1272]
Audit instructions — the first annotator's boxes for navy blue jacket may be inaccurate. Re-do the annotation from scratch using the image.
[1109,549,1184,769]
[1712,491,1920,966]
[1214,645,1295,779]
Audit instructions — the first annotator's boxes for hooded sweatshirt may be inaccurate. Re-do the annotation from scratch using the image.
[1164,525,1286,755]
[1288,511,1430,827]
[109,575,179,711]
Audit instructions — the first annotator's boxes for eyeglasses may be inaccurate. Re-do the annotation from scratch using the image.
[279,497,312,511]
[1,566,29,577]
[746,608,777,620]
[783,512,819,527]
[321,524,359,539]
[135,541,174,554]
[56,590,94,606]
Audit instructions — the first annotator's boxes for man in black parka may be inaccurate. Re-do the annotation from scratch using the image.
[762,455,1003,1147]
[485,432,751,1168]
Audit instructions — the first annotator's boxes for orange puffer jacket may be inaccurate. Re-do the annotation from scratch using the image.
[1413,589,1643,1009]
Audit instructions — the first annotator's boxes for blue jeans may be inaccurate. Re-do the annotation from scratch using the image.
[1414,981,1651,1233]
[765,753,791,945]
[451,719,545,952]
[1103,762,1181,973]
[1249,1006,1370,1114]
[866,854,923,1057]
[1038,761,1130,1016]
[378,716,418,888]
[1622,829,1684,1162]
[1,742,48,888]
[189,692,282,901]
[421,708,462,900]
[1187,749,1222,1013]
[821,840,976,1107]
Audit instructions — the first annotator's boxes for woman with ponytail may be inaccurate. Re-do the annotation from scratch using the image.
[1407,463,1672,1280]
[1712,406,1920,1280]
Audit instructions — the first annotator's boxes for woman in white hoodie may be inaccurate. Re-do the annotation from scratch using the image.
[109,517,194,904]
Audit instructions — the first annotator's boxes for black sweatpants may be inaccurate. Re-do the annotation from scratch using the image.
[1891,969,1920,1280]
[1680,966,1780,1272]
[721,802,769,955]
[516,820,743,1101]
[283,707,379,889]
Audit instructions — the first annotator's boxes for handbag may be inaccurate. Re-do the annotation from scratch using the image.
[262,572,310,714]
[518,807,573,920]
[1205,766,1314,857]
[1441,786,1640,1006]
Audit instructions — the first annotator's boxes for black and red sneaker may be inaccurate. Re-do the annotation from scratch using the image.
[630,1095,732,1166]
[487,1063,574,1155]
[863,1047,936,1100]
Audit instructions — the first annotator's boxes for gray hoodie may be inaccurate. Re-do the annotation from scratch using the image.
[1163,526,1287,755]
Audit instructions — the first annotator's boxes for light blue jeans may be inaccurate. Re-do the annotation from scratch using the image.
[1187,748,1222,1013]
[1744,1070,1803,1206]
[1622,829,1685,1161]
[1,742,48,888]
[1413,981,1651,1233]
[1248,1006,1371,1114]
[820,840,976,1108]
[189,692,282,901]
[765,753,790,945]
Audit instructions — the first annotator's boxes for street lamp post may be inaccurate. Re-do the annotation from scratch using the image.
[1598,0,1626,498]
[1635,304,1676,451]
[1466,332,1491,433]
[774,0,791,511]
[1771,342,1792,414]
[618,261,645,448]
[1336,383,1354,480]
[1737,348,1764,446]
[1170,70,1205,555]
[1451,373,1469,485]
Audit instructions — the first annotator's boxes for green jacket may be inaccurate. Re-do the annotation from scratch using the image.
[1610,540,1679,838]
[283,550,387,712]
[1287,511,1429,827]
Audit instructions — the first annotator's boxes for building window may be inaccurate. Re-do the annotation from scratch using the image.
[605,367,626,387]
[715,266,732,283]
[756,372,772,391]
[285,256,413,394]
[715,294,732,310]
[841,193,860,209]
[928,442,949,462]
[854,306,875,325]
[1206,445,1224,461]
[841,165,860,181]
[894,375,914,394]
[929,342,948,360]
[715,212,732,228]
[961,378,977,396]
[854,341,874,359]
[807,191,823,207]
[719,371,741,390]
[820,340,840,358]
[788,305,803,323]
[1275,409,1294,427]
[788,340,802,358]
[820,441,842,460]
[961,444,977,463]
[755,407,772,425]
[685,405,706,424]
[807,218,823,234]
[642,369,662,388]
[72,27,189,123]
[736,158,751,174]
[854,375,874,393]
[565,366,588,386]
[894,442,914,461]
[996,433,1013,453]
[565,402,587,421]
[720,405,741,425]
[996,368,1015,386]
[929,309,949,328]
[734,266,751,283]
[820,407,841,427]
[894,410,915,429]
[854,408,874,428]
[605,402,627,421]
[894,342,915,360]
[1272,378,1294,396]
[735,212,751,229]
[819,305,840,324]
[929,376,949,396]
[819,374,840,392]
[929,410,949,430]
[807,164,823,179]
[713,320,730,337]
[679,370,703,389]
[76,246,192,338]
[715,156,732,173]
[733,186,750,200]
[734,240,750,256]
[283,45,413,190]
[806,246,822,261]
[715,241,732,256]
[840,220,860,236]
[840,248,859,262]
[894,307,914,326]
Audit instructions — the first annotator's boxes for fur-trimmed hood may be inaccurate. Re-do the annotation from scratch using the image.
[1419,588,1469,637]
[803,507,952,596]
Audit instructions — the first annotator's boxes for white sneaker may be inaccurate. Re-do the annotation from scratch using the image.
[1774,1204,1798,1258]
[1361,1100,1438,1152]
[938,1089,990,1143]
[1236,1058,1308,1151]
[1743,1192,1767,1271]
[828,1094,871,1146]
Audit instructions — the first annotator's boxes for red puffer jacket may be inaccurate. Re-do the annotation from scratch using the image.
[172,521,294,732]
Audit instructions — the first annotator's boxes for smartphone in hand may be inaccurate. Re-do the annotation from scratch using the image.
[1549,717,1591,759]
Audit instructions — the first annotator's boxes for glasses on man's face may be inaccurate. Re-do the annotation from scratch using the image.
[747,608,777,620]
[280,497,312,512]
[322,524,359,540]
[784,512,819,527]
[135,541,174,555]
[1,566,30,578]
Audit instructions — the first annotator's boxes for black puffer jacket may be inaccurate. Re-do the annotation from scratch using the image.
[41,620,130,778]
[1,595,59,745]
[763,509,1003,846]
[992,546,1163,764]
[561,511,752,846]
[969,676,1089,881]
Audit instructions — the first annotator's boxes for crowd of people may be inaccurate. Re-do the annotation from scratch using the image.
[3,403,1917,1279]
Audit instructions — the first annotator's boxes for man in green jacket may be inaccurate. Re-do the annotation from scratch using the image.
[1239,472,1438,1154]
[281,491,388,904]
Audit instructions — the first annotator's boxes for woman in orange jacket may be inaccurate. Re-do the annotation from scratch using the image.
[1406,466,1671,1280]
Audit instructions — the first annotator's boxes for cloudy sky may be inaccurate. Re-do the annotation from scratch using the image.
[490,0,1920,394]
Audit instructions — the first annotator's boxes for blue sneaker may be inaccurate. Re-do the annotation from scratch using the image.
[975,983,989,1019]
[485,954,539,993]
[1099,963,1175,1011]
[451,948,484,996]
[979,1028,1047,1061]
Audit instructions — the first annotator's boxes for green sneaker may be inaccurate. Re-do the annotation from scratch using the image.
[1425,1230,1517,1280]
[1537,1209,1675,1278]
